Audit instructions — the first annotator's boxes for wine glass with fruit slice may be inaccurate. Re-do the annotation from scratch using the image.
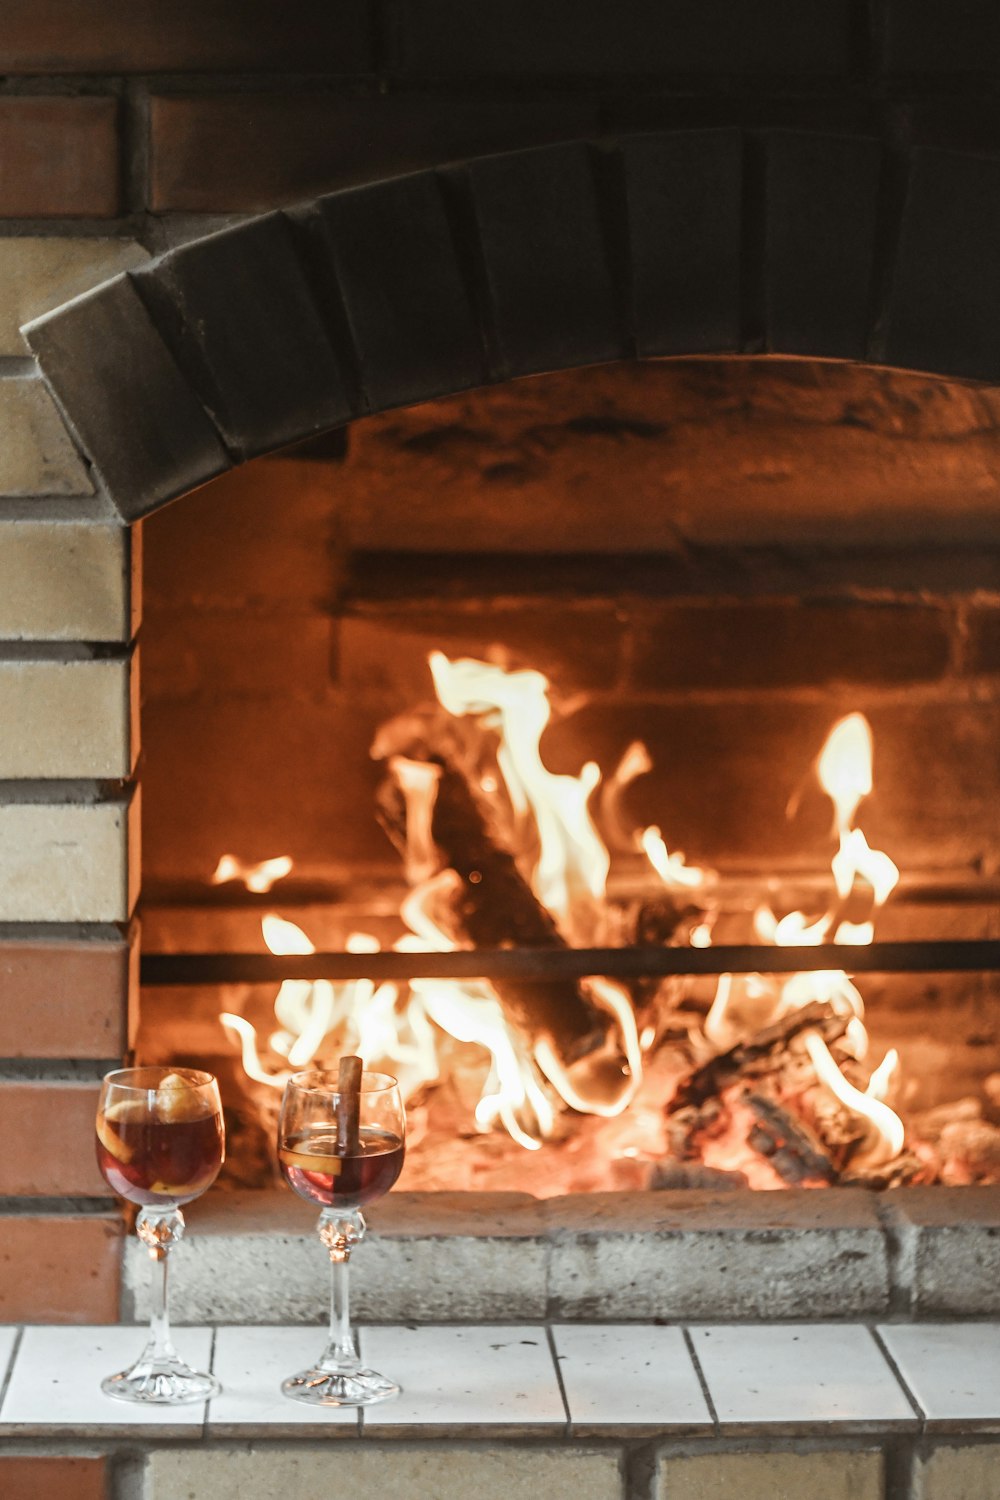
[278,1057,405,1406]
[95,1066,224,1404]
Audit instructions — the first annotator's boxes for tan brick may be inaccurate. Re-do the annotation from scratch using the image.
[656,1450,884,1500]
[0,1079,108,1195]
[0,657,134,777]
[916,1444,1000,1499]
[0,1210,121,1322]
[0,521,135,642]
[0,237,149,354]
[0,377,92,495]
[0,793,138,921]
[147,1447,624,1500]
[0,934,131,1056]
[0,1456,107,1500]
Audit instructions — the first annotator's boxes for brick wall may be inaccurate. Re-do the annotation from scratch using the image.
[1,3,1000,1318]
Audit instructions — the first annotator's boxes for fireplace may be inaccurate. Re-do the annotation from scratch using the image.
[3,24,1000,1322]
[118,352,1000,1212]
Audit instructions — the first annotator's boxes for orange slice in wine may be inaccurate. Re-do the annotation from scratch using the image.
[97,1101,142,1164]
[279,1145,342,1176]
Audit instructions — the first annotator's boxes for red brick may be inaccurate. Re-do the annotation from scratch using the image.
[0,936,132,1058]
[0,98,119,217]
[0,0,372,73]
[630,601,953,690]
[0,1458,107,1500]
[339,605,625,697]
[0,1082,109,1196]
[967,606,1000,676]
[0,1212,121,1322]
[149,93,597,212]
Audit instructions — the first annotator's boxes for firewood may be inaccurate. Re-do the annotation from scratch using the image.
[374,713,606,1062]
[335,1054,363,1157]
[667,1002,848,1111]
[743,1090,838,1185]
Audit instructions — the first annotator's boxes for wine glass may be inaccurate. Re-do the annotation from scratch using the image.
[277,1062,405,1406]
[95,1066,224,1404]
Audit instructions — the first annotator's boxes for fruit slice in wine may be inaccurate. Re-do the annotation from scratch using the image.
[279,1125,404,1209]
[96,1104,224,1207]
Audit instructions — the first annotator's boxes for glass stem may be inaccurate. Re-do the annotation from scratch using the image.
[136,1207,184,1365]
[318,1210,365,1372]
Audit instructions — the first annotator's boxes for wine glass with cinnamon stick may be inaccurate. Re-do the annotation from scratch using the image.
[277,1057,405,1406]
[95,1066,224,1404]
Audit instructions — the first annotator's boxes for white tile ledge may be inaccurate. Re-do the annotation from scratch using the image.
[0,1322,996,1440]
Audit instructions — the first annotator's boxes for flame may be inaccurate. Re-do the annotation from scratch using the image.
[211,853,293,893]
[428,651,610,937]
[745,713,904,1166]
[640,825,706,889]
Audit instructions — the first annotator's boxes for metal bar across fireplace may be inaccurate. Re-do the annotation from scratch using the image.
[141,938,1000,985]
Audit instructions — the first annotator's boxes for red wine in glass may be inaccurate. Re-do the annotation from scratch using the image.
[278,1125,404,1210]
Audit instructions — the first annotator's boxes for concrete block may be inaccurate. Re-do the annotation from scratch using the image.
[885,1186,1000,1316]
[0,237,149,354]
[0,377,92,496]
[546,1190,890,1320]
[0,522,135,642]
[656,1449,883,1500]
[915,1443,1000,1499]
[145,1446,624,1500]
[130,1191,550,1324]
[0,657,134,777]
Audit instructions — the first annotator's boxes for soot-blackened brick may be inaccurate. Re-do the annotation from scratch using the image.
[135,215,354,460]
[24,274,228,521]
[883,148,1000,382]
[462,143,625,378]
[0,0,374,73]
[306,173,486,412]
[883,1,1000,76]
[391,0,851,77]
[623,130,742,356]
[764,132,882,359]
[149,93,598,214]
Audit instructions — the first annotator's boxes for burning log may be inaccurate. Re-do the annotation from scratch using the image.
[743,1090,838,1185]
[374,712,607,1063]
[667,1001,849,1111]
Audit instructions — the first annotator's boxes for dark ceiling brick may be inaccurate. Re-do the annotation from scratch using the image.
[149,93,598,214]
[764,132,883,359]
[390,0,852,77]
[0,0,373,73]
[134,215,354,459]
[623,130,742,356]
[462,142,625,377]
[883,148,1000,382]
[882,1,1000,76]
[0,97,119,218]
[24,274,228,521]
[304,173,486,411]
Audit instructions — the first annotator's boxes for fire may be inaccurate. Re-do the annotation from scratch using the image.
[222,653,646,1147]
[722,712,904,1167]
[218,653,907,1180]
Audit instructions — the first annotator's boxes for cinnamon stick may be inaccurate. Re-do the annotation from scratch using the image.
[335,1054,363,1157]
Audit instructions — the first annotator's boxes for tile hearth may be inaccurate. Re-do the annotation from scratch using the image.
[1,1321,999,1496]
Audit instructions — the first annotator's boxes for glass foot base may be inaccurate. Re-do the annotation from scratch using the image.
[281,1365,400,1407]
[102,1359,220,1406]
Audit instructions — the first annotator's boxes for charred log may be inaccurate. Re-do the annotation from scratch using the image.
[743,1090,838,1185]
[667,1002,849,1111]
[374,713,607,1062]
